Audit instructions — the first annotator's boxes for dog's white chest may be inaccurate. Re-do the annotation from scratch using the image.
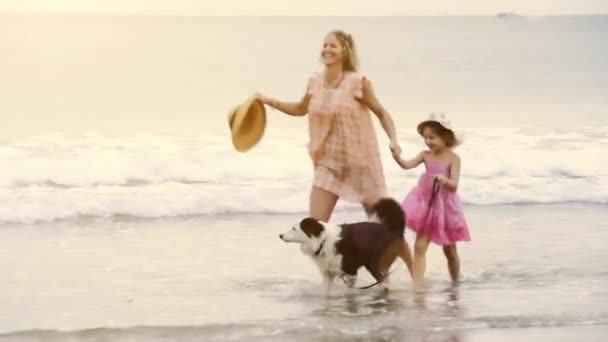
[313,252,343,278]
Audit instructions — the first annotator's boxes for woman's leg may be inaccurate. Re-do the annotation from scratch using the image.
[309,186,339,222]
[413,235,431,287]
[442,244,460,283]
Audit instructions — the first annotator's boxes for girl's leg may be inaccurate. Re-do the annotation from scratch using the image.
[309,186,339,222]
[413,235,431,287]
[442,244,460,283]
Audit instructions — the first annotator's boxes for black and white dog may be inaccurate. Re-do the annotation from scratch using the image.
[279,198,407,289]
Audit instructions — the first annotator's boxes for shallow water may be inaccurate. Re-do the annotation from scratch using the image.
[1,205,607,340]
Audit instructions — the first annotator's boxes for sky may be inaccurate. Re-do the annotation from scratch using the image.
[0,0,607,16]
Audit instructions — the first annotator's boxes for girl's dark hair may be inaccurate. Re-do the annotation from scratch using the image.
[419,121,461,148]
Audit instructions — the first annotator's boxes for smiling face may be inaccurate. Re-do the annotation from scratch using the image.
[421,125,448,152]
[419,121,459,150]
[320,33,346,68]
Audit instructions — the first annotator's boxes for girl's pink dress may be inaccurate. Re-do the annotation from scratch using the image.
[401,157,471,246]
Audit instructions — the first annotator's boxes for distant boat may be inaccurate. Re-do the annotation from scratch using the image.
[496,12,524,19]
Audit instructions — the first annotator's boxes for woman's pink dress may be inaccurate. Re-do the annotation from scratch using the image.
[306,70,386,203]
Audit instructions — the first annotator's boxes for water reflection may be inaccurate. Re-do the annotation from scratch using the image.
[309,283,467,341]
[412,283,465,342]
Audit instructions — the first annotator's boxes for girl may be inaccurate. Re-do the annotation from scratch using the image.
[392,113,471,286]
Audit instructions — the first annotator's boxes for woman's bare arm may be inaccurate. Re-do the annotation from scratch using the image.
[256,91,310,117]
[360,79,401,154]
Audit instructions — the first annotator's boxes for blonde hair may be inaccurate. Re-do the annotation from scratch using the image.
[326,30,359,72]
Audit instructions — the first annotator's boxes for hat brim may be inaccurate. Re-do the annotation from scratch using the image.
[228,97,267,152]
[417,120,453,135]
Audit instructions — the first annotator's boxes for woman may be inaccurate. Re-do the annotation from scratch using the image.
[255,30,413,276]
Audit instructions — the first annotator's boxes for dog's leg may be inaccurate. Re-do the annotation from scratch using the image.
[381,271,391,285]
[342,274,357,289]
[374,240,404,286]
[322,274,334,295]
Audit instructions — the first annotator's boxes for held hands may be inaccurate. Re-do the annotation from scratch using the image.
[389,140,408,170]
[389,140,402,157]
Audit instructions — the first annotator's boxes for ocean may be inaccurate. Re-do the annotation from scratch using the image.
[0,14,607,341]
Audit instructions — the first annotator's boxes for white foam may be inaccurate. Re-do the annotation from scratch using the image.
[1,127,606,224]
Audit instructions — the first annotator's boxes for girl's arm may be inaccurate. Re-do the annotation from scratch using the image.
[360,79,401,154]
[437,154,461,191]
[393,151,425,170]
[256,91,310,117]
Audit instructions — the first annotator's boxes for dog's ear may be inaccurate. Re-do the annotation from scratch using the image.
[300,217,324,238]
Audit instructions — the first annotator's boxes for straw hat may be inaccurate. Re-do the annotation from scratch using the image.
[227,97,267,152]
[416,112,453,134]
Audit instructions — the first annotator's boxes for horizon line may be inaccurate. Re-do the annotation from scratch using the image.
[1,12,608,18]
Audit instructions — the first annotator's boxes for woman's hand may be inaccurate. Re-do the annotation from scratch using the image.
[389,140,402,157]
[253,92,272,105]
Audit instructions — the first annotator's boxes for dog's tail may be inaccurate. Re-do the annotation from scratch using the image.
[370,197,405,233]
[356,198,406,290]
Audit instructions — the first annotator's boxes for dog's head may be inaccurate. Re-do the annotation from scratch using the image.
[280,217,324,242]
[279,217,326,255]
